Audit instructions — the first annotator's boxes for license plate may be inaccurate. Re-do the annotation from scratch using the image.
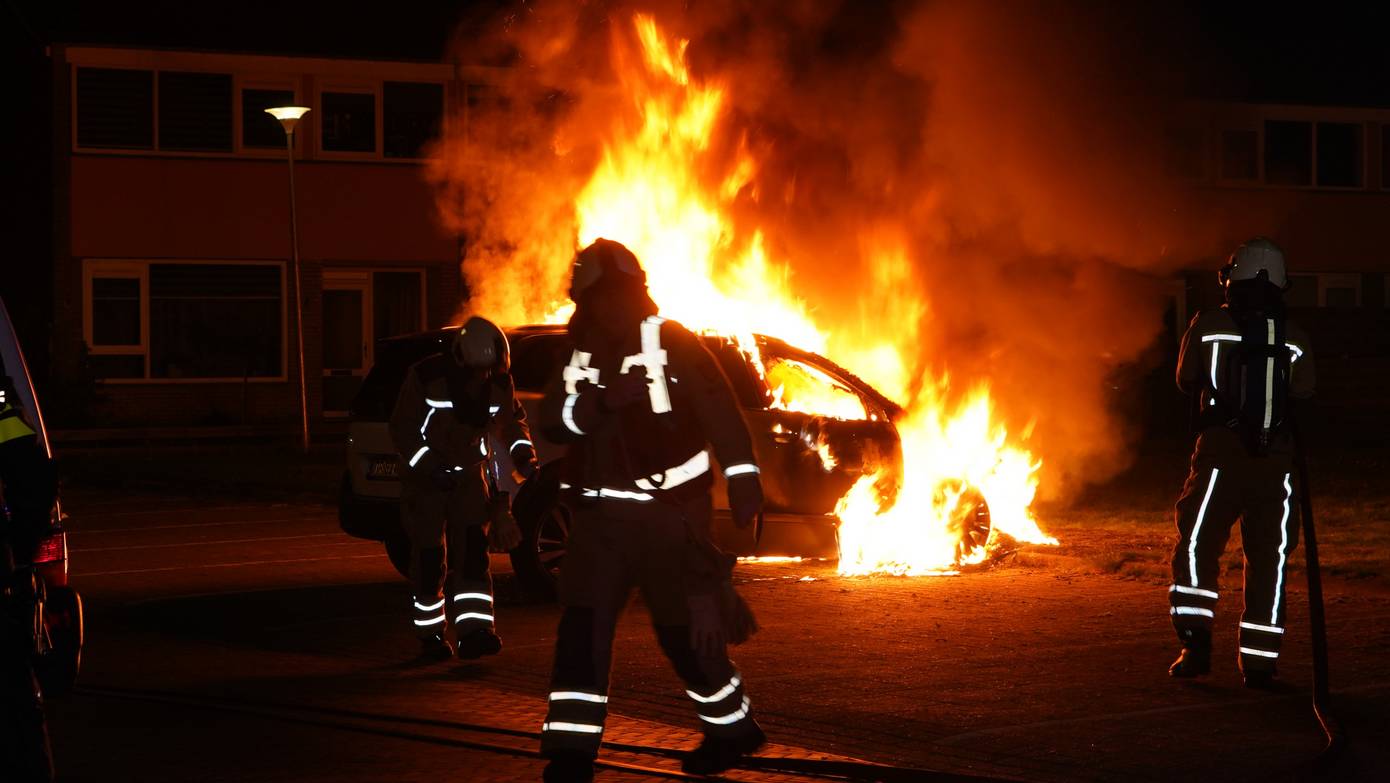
[366,456,400,480]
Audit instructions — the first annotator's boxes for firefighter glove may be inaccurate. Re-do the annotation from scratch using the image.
[488,492,523,552]
[727,475,763,530]
[687,592,727,658]
[602,369,650,411]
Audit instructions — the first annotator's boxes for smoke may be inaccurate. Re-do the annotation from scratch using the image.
[428,0,1229,495]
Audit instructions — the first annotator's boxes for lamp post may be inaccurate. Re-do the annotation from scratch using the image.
[266,106,312,453]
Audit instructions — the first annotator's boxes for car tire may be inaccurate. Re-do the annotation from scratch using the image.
[509,460,569,602]
[37,586,83,697]
[939,481,992,564]
[383,526,412,580]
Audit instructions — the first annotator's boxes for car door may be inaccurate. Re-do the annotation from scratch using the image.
[745,341,901,516]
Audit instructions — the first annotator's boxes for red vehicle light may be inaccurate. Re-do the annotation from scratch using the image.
[33,529,68,586]
[34,531,66,564]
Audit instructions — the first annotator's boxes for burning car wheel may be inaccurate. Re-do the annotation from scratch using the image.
[936,481,992,565]
[36,586,83,697]
[510,460,569,601]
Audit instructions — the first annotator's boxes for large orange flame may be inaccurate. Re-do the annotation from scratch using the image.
[567,14,1055,573]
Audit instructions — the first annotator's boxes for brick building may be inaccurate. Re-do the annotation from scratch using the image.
[1164,101,1390,437]
[47,44,490,434]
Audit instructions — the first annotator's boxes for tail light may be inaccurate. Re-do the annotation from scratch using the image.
[34,532,66,564]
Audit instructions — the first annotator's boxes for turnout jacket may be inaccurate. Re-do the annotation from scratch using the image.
[1176,307,1315,447]
[538,317,759,504]
[389,355,535,486]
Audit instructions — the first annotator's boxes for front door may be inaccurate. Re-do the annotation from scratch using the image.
[321,272,371,415]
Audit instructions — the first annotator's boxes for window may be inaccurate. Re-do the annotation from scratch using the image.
[85,261,284,381]
[1316,122,1363,188]
[384,81,444,158]
[75,67,154,149]
[763,357,868,420]
[372,271,424,341]
[1163,128,1205,180]
[158,71,233,152]
[1220,130,1258,181]
[465,82,503,144]
[87,270,146,379]
[1285,272,1361,308]
[1321,273,1361,308]
[321,90,376,153]
[241,87,296,149]
[91,278,142,346]
[1264,120,1312,186]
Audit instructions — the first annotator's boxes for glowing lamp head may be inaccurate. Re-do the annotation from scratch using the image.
[264,106,311,134]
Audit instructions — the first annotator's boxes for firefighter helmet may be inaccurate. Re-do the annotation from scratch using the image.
[569,238,646,301]
[1220,237,1287,289]
[452,316,509,373]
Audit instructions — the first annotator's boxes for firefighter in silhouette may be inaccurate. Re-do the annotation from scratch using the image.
[0,372,57,782]
[1167,238,1315,689]
[538,239,765,782]
[389,317,537,660]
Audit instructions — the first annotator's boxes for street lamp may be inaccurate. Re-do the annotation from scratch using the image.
[267,106,312,453]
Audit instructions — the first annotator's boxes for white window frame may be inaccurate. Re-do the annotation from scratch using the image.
[69,64,158,156]
[67,48,453,164]
[83,261,149,377]
[1317,273,1362,307]
[381,79,450,162]
[320,266,428,417]
[315,79,382,160]
[234,74,304,157]
[71,64,247,159]
[83,259,289,384]
[1311,120,1368,191]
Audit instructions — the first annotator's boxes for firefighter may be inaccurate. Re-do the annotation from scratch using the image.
[1167,237,1315,689]
[537,239,766,782]
[388,317,538,660]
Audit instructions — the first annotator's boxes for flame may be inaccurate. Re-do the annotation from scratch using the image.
[565,15,1054,573]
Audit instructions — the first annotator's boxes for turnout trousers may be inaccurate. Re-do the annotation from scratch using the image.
[1169,427,1299,673]
[539,494,758,758]
[401,467,495,639]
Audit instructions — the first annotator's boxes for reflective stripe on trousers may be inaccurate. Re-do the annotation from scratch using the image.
[1168,584,1219,625]
[452,590,495,630]
[411,595,447,631]
[687,671,754,737]
[541,689,609,754]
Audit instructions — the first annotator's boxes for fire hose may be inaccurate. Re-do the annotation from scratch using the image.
[1290,422,1346,774]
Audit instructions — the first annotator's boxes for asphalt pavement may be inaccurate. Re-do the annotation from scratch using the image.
[42,488,1390,782]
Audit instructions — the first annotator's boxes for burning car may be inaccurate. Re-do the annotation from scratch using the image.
[339,324,996,595]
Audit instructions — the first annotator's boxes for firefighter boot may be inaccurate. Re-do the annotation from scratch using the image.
[419,633,454,661]
[1169,628,1212,678]
[682,719,767,776]
[542,751,595,783]
[455,627,503,659]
